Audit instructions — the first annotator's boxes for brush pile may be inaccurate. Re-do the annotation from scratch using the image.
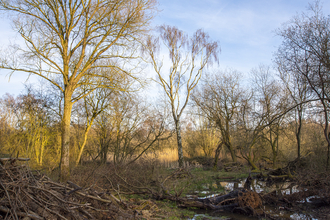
[179,188,262,216]
[0,158,137,220]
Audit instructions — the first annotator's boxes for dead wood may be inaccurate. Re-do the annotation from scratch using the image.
[266,157,309,181]
[179,188,262,216]
[0,158,30,165]
[0,158,139,219]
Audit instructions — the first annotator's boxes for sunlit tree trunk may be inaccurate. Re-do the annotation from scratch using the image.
[39,134,46,166]
[76,124,92,166]
[60,92,73,182]
[175,120,184,167]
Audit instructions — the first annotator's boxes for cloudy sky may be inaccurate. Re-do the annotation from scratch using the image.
[0,0,329,97]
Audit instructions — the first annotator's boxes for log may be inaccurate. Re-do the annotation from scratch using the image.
[179,189,247,211]
[197,189,247,205]
[0,158,30,165]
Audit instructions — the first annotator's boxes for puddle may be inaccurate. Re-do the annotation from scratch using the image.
[220,178,299,195]
[193,178,299,199]
[188,178,318,220]
[190,208,317,220]
[190,214,229,220]
[262,206,317,220]
[190,212,257,220]
[290,213,318,220]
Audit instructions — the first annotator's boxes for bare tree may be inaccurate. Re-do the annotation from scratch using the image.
[93,93,171,165]
[252,65,288,168]
[277,67,309,158]
[275,1,330,167]
[0,87,60,167]
[74,66,132,166]
[74,88,114,166]
[193,70,244,164]
[236,94,265,170]
[0,0,156,180]
[143,25,219,167]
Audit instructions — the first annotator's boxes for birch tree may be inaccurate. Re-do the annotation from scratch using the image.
[143,25,219,167]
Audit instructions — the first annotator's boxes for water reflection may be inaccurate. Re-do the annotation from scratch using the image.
[221,178,299,195]
[190,179,315,220]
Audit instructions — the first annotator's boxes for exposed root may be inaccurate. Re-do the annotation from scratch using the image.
[237,190,262,209]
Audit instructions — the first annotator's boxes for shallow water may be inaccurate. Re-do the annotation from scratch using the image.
[221,178,300,195]
[197,178,299,199]
[190,204,317,220]
[189,178,318,220]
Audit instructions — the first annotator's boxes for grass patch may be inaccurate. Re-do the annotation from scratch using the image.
[66,160,252,219]
[151,199,196,219]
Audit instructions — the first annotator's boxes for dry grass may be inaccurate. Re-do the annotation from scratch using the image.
[142,148,179,168]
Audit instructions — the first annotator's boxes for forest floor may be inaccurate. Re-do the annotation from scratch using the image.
[67,157,330,219]
[0,157,329,219]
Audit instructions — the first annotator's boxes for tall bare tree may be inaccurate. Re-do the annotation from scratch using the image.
[143,25,219,167]
[275,1,330,167]
[236,94,265,170]
[277,67,309,158]
[0,0,156,180]
[193,70,244,164]
[252,65,287,168]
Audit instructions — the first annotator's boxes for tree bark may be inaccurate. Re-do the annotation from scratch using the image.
[226,143,237,163]
[60,93,73,182]
[246,156,258,170]
[175,120,184,168]
[76,123,93,166]
[296,109,302,159]
[213,141,223,170]
[272,145,277,169]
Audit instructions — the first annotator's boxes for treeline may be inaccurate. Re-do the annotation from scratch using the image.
[0,0,329,179]
[0,86,173,170]
[0,64,328,171]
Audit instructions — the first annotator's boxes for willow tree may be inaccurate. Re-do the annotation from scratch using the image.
[143,25,219,167]
[0,0,156,181]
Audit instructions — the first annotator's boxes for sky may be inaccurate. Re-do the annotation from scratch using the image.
[0,0,330,97]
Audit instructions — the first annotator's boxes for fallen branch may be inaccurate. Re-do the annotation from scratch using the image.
[0,206,43,220]
[0,162,136,219]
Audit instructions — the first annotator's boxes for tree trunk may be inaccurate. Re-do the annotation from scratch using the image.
[296,132,301,159]
[272,145,277,169]
[39,134,46,166]
[175,120,184,168]
[246,156,258,170]
[102,144,108,164]
[213,141,223,170]
[60,94,73,182]
[226,143,237,163]
[296,109,302,159]
[76,124,92,166]
[318,100,330,169]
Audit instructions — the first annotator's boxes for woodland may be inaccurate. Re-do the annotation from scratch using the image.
[0,0,330,219]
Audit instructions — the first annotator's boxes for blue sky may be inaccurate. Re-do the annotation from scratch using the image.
[0,0,330,97]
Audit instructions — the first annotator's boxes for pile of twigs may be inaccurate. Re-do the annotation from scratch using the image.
[0,158,136,220]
